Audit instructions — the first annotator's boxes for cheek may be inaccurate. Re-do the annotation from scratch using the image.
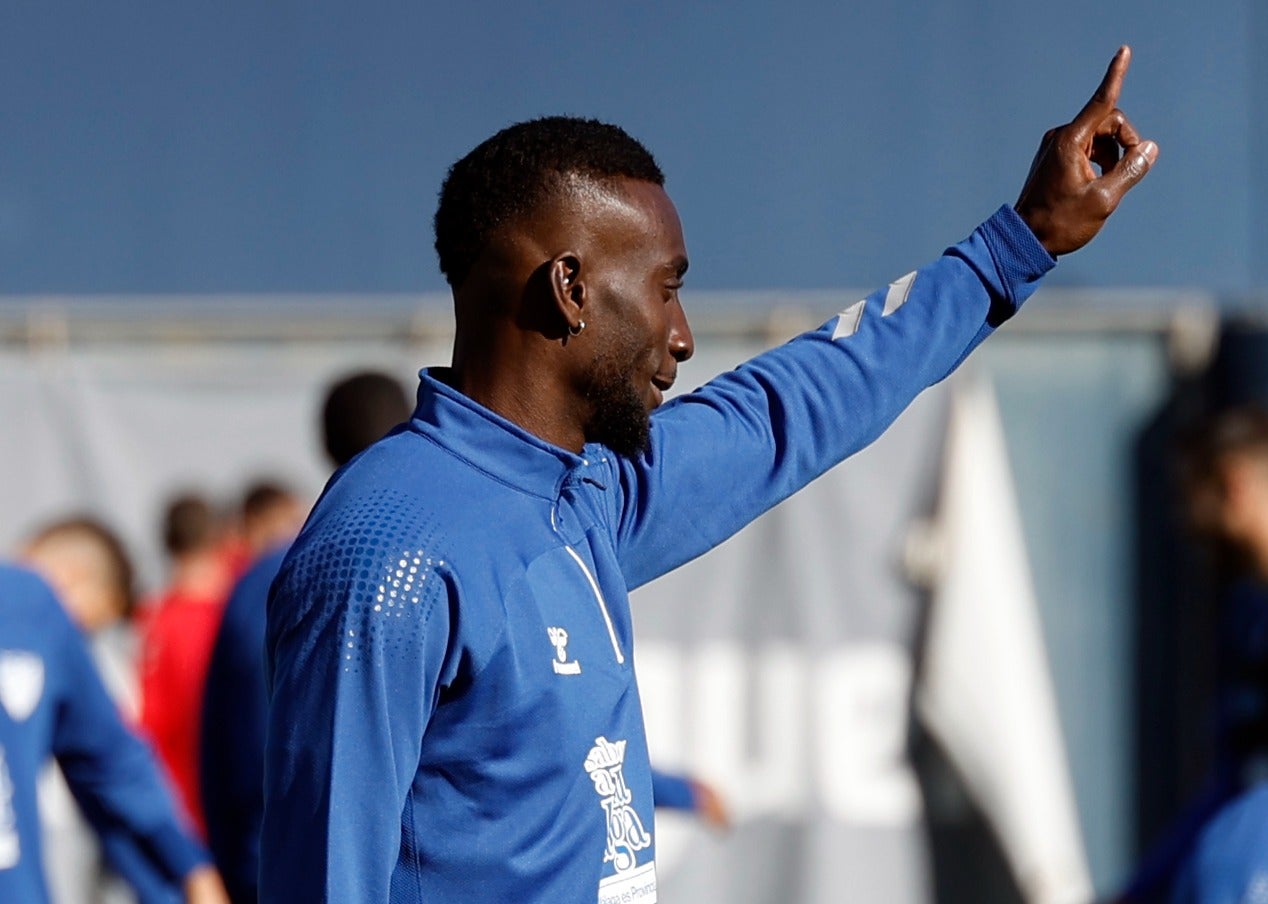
[598,289,661,352]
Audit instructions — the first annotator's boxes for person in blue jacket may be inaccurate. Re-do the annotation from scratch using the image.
[261,48,1158,904]
[0,563,228,904]
[1118,406,1268,904]
[1170,783,1268,904]
[200,370,411,904]
[202,373,727,904]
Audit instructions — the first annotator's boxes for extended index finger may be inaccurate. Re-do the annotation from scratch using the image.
[1070,46,1132,141]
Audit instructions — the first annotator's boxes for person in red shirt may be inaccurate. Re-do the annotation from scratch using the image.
[140,493,236,840]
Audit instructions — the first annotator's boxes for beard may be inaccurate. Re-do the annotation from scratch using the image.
[581,348,652,459]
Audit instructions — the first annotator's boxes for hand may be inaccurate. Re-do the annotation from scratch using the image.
[183,865,231,904]
[689,778,733,831]
[1014,46,1158,257]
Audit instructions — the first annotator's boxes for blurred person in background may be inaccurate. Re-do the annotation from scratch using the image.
[1119,405,1268,903]
[200,370,410,904]
[140,493,236,841]
[0,559,229,904]
[23,517,141,904]
[260,47,1155,904]
[1184,407,1268,792]
[22,517,232,904]
[318,370,414,469]
[23,517,140,716]
[1169,782,1268,904]
[237,481,305,562]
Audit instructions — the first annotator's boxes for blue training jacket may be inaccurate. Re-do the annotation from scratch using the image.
[261,205,1053,904]
[1171,783,1268,904]
[0,565,206,904]
[206,557,707,903]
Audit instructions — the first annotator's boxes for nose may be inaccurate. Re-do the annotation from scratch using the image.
[668,298,694,363]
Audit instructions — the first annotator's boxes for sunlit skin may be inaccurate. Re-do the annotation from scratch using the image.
[1014,46,1157,255]
[448,176,693,457]
[22,534,126,634]
[568,180,692,404]
[446,47,1155,461]
[1213,454,1268,580]
[242,496,306,557]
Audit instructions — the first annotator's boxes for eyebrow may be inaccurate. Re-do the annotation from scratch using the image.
[666,256,689,278]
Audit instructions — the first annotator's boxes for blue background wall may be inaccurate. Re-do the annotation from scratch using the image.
[0,0,1261,295]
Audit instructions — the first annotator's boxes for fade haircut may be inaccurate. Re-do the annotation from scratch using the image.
[434,116,664,289]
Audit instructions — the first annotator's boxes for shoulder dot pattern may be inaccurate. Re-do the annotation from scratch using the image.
[281,488,448,677]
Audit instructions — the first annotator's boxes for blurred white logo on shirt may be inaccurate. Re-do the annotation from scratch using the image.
[0,745,20,870]
[0,651,44,723]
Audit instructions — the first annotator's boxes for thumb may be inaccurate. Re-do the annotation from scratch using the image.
[1097,139,1158,203]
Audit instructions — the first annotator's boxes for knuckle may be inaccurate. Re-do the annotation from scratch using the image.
[1087,183,1118,214]
[1123,153,1148,181]
[1056,131,1082,154]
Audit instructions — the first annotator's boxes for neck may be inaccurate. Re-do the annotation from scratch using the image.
[449,340,586,454]
[169,551,229,601]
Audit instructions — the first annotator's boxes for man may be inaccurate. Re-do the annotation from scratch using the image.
[200,371,411,904]
[237,482,306,564]
[140,493,236,839]
[0,562,228,904]
[262,48,1156,903]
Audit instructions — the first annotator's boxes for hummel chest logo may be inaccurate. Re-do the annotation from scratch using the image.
[547,627,582,675]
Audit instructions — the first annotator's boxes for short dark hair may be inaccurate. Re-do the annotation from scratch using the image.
[321,371,411,467]
[434,116,664,288]
[162,493,220,558]
[241,479,296,523]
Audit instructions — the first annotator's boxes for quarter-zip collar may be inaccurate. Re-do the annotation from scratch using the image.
[410,367,589,500]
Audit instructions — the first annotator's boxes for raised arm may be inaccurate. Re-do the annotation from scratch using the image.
[612,47,1157,587]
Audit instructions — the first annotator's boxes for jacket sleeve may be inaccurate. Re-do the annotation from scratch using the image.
[46,591,206,891]
[650,768,697,812]
[612,205,1054,588]
[260,517,458,904]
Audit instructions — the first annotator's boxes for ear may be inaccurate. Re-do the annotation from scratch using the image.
[549,253,585,336]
